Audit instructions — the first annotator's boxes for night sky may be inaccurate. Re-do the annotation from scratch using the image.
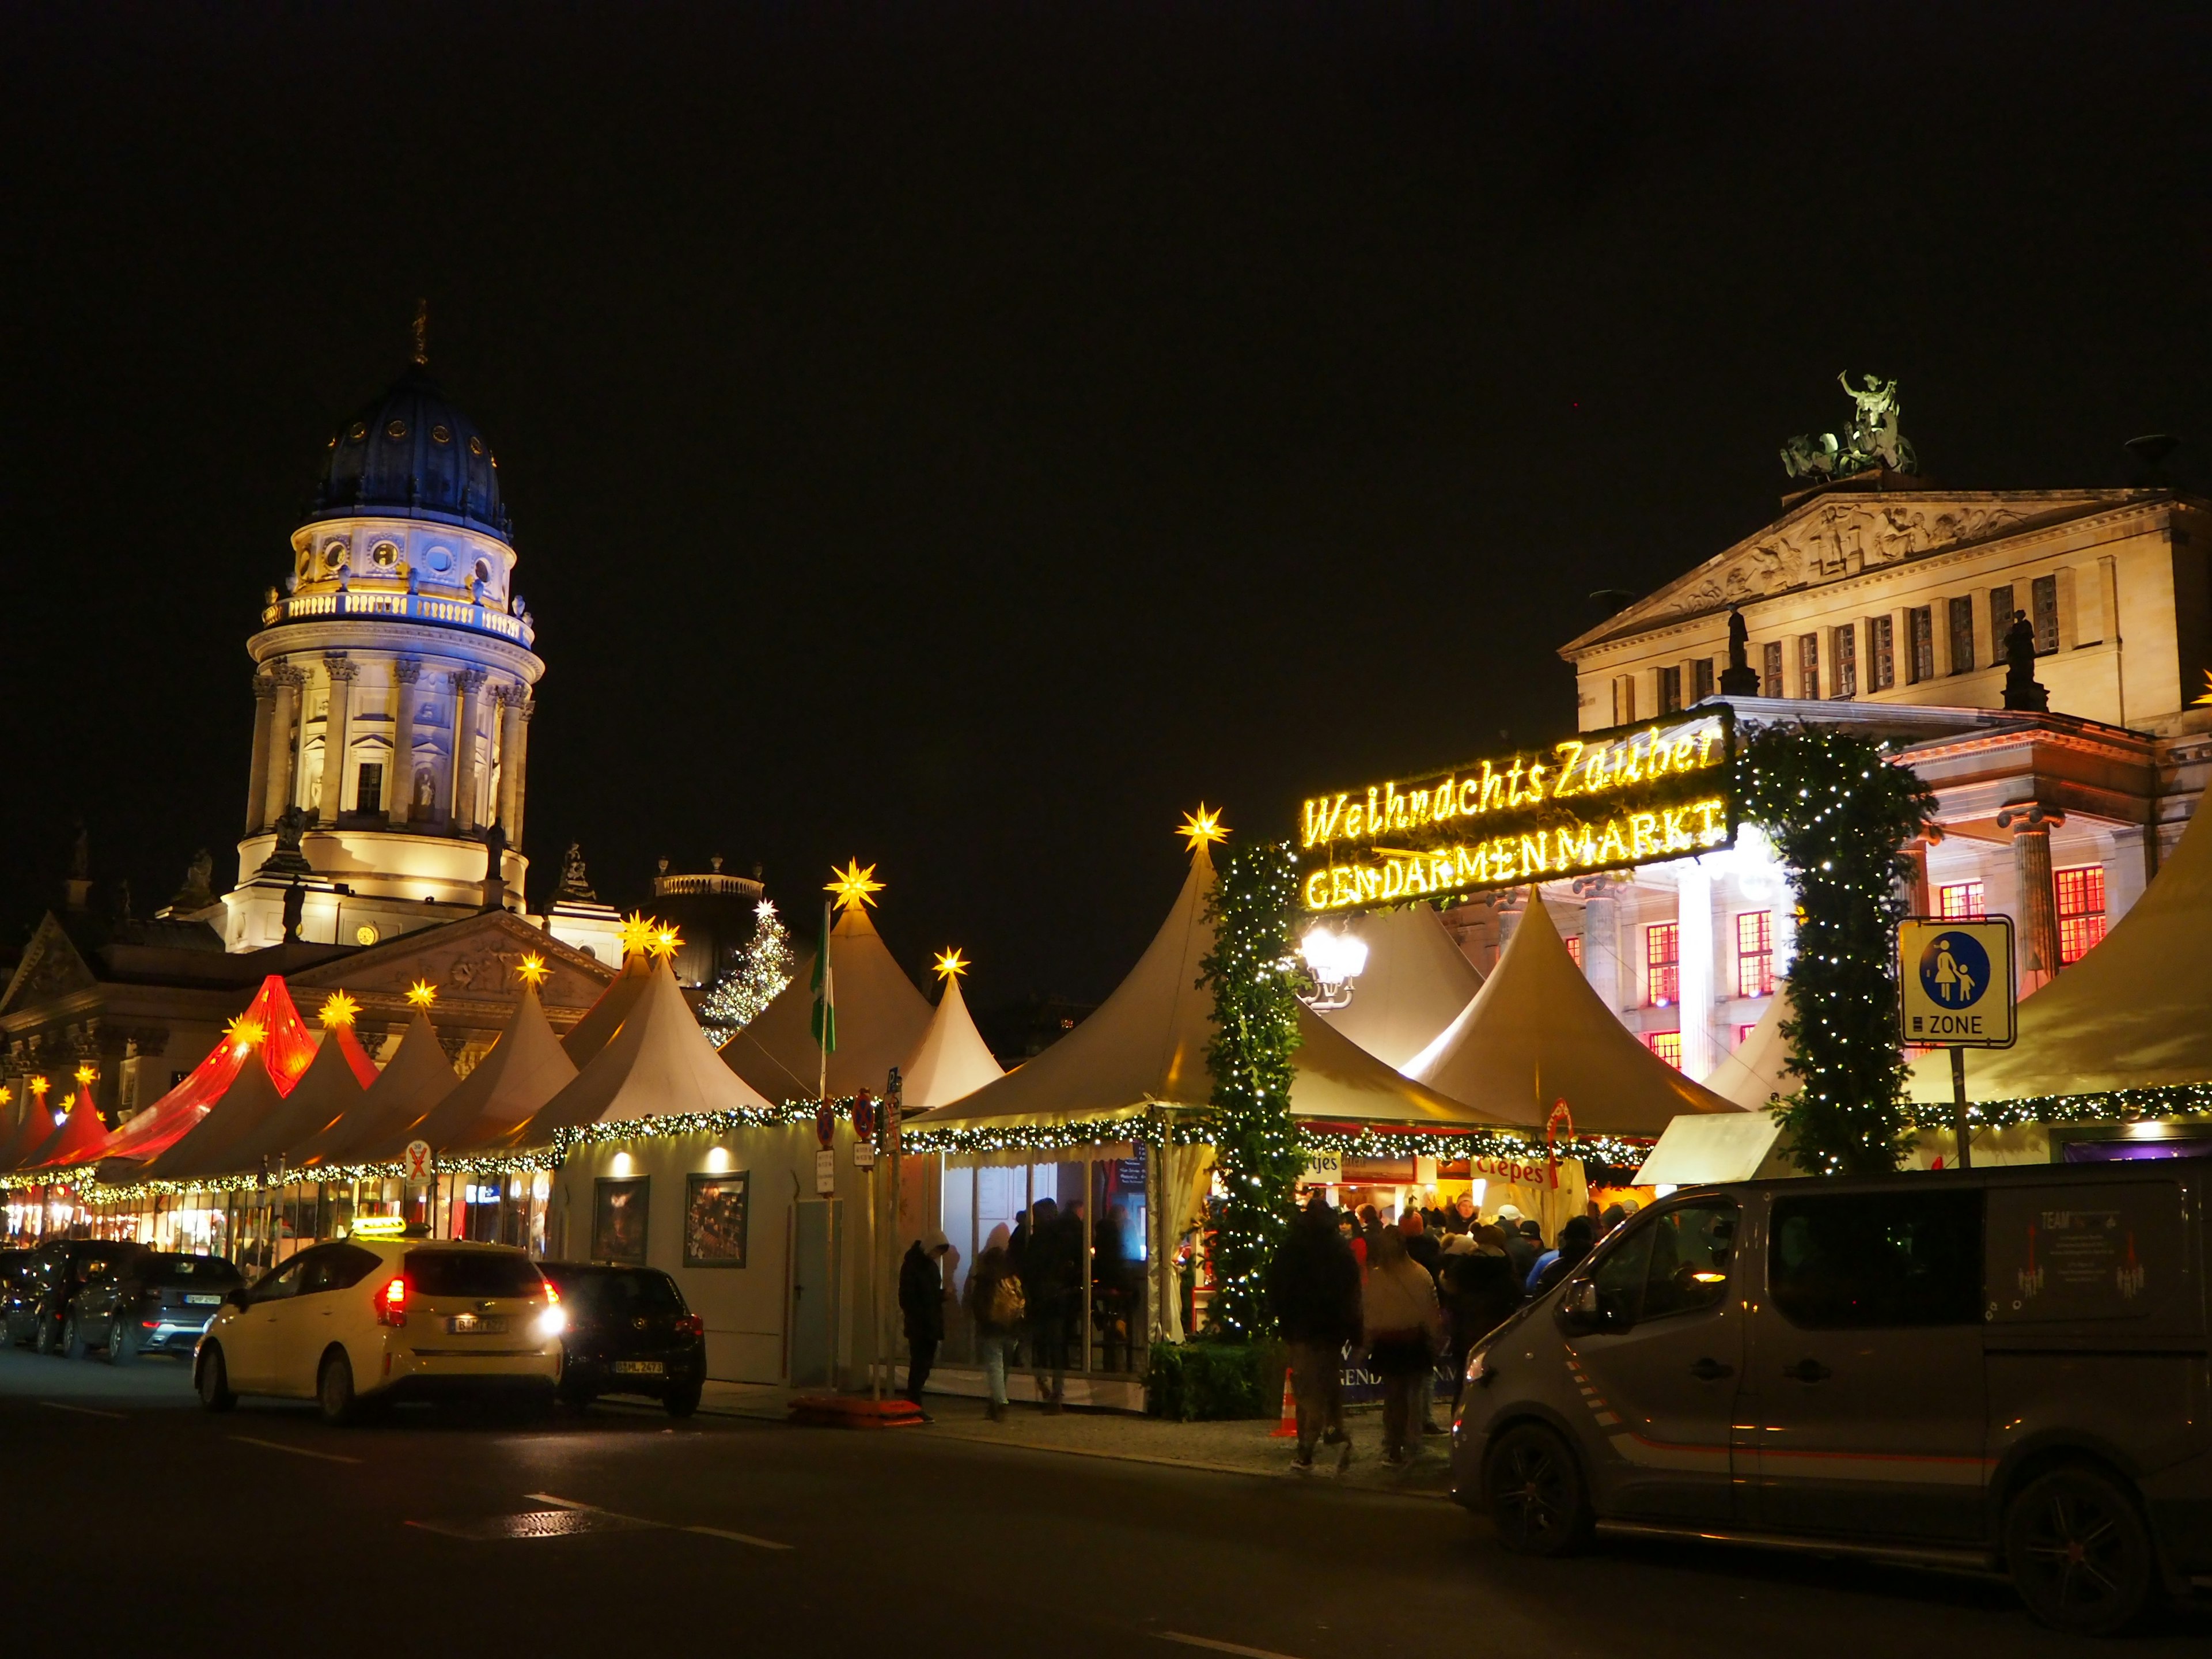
[7,3,2210,1009]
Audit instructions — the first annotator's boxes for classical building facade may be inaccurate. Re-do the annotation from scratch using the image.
[1444,474,2212,1084]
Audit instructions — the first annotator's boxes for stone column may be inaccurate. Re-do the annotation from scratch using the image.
[244,672,276,834]
[1493,887,1528,957]
[1573,874,1623,1011]
[1998,805,2066,994]
[317,655,358,824]
[264,664,305,830]
[389,660,421,828]
[1676,859,1717,1080]
[449,668,487,833]
[494,687,521,835]
[507,696,533,850]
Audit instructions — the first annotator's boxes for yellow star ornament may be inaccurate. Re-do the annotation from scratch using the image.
[74,1063,99,1086]
[826,859,884,912]
[933,948,969,982]
[616,911,659,961]
[648,924,683,962]
[405,980,438,1009]
[224,1016,266,1051]
[516,953,550,988]
[28,1075,50,1099]
[319,990,360,1029]
[1178,804,1228,852]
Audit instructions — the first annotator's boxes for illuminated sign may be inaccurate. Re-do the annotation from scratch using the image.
[1298,709,1736,912]
[347,1214,407,1239]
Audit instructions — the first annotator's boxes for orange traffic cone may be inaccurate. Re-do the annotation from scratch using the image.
[1269,1366,1298,1437]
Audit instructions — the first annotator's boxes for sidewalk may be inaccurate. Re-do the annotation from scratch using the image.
[695,1380,1456,1499]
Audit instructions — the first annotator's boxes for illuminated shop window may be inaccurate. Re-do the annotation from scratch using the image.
[1645,922,1679,1007]
[2055,865,2106,965]
[1734,910,1774,999]
[1643,1031,1683,1070]
[1938,881,1986,919]
[1565,934,1583,967]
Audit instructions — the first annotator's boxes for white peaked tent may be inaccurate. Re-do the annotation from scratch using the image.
[397,984,579,1153]
[563,951,653,1066]
[1911,796,2212,1102]
[912,841,1516,1138]
[1700,984,1798,1110]
[220,1029,367,1174]
[298,1012,458,1165]
[1310,900,1487,1071]
[515,957,777,1144]
[721,902,933,1101]
[1406,893,1744,1136]
[900,970,1006,1111]
[148,1058,291,1181]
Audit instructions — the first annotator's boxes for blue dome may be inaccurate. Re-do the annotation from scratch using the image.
[305,366,511,542]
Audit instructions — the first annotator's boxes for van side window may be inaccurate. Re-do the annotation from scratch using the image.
[1586,1201,1737,1325]
[1770,1191,1983,1330]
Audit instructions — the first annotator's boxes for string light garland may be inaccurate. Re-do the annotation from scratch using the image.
[1904,1088,2212,1132]
[1737,725,1935,1176]
[1298,1124,1653,1170]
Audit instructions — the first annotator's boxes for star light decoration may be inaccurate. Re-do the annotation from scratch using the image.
[933,948,969,982]
[0,1085,12,1108]
[516,952,550,988]
[755,899,778,922]
[74,1063,98,1086]
[28,1076,50,1099]
[1178,804,1228,853]
[616,911,660,961]
[405,980,438,1009]
[648,923,684,962]
[825,860,884,912]
[319,990,360,1029]
[224,1016,266,1054]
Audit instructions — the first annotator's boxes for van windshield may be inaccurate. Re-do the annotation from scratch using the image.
[404,1251,544,1300]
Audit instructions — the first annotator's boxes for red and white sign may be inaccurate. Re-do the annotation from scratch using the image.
[403,1139,433,1179]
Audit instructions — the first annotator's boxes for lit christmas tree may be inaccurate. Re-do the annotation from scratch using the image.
[699,899,797,1046]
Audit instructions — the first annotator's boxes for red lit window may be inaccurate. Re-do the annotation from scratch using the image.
[1645,923,1679,1006]
[1565,934,1584,967]
[2055,865,2106,965]
[1938,881,1986,919]
[1734,911,1773,999]
[1736,1023,1759,1047]
[1644,1031,1683,1070]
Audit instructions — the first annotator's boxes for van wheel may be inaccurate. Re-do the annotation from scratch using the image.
[196,1344,237,1412]
[318,1352,360,1426]
[2005,1464,2159,1635]
[62,1316,87,1360]
[1482,1423,1593,1556]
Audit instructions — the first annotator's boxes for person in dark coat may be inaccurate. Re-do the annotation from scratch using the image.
[1265,1192,1363,1468]
[897,1230,951,1417]
[1495,1206,1539,1283]
[1529,1216,1596,1296]
[1437,1230,1522,1405]
[1020,1197,1075,1410]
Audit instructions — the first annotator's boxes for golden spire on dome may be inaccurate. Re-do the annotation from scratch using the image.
[1177,804,1228,852]
[933,948,969,982]
[826,860,884,912]
[319,991,359,1029]
[405,980,438,1009]
[516,953,550,988]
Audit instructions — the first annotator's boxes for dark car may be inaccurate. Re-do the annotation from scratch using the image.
[3,1240,150,1354]
[66,1250,243,1362]
[538,1262,706,1416]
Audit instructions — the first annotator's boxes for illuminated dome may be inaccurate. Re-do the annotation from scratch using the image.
[306,364,510,543]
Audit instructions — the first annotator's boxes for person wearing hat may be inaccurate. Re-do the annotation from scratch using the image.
[899,1229,953,1419]
[1493,1205,1539,1285]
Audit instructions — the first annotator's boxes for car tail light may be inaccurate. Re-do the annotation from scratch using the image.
[675,1315,703,1339]
[376,1275,408,1327]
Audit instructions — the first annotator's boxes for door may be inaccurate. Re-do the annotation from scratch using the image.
[1567,1198,1747,1523]
[1750,1187,1988,1540]
[788,1199,841,1388]
[222,1253,312,1391]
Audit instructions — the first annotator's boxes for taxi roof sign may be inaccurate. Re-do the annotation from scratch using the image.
[1897,916,2017,1049]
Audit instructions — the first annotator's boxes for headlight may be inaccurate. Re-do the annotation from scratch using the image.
[535,1306,566,1339]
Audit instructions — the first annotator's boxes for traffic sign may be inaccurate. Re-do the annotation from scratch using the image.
[403,1139,434,1179]
[815,1103,835,1149]
[813,1147,838,1195]
[1897,916,2017,1048]
[852,1090,876,1142]
[853,1142,876,1172]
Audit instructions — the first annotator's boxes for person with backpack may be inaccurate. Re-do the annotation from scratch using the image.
[962,1223,1024,1421]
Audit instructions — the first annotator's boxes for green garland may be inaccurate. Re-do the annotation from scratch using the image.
[1298,1125,1653,1170]
[1196,841,1308,1342]
[1904,1088,2212,1131]
[1738,726,1934,1176]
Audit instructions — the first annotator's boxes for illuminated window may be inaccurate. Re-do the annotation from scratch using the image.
[1761,641,1783,698]
[2055,865,2106,965]
[1797,634,1819,699]
[1736,1023,1759,1046]
[1565,934,1583,967]
[1907,606,1934,684]
[1734,911,1774,999]
[1938,881,1986,919]
[1868,615,1895,691]
[1948,596,1975,674]
[1645,922,1680,1006]
[1643,1031,1683,1070]
[1832,623,1857,698]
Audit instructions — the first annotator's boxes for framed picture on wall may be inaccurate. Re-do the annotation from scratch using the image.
[684,1172,749,1267]
[592,1176,649,1264]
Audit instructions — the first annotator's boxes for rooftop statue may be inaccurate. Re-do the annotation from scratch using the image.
[1782,372,1919,480]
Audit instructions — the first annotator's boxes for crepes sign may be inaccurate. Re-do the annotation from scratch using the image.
[1298,708,1736,913]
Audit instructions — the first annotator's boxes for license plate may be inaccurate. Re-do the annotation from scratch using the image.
[611,1359,664,1376]
[445,1314,510,1335]
[183,1294,222,1305]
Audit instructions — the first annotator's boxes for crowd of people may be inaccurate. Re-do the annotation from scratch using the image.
[1264,1189,1641,1468]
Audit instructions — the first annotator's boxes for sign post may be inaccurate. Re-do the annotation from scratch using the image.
[1897,917,2018,1170]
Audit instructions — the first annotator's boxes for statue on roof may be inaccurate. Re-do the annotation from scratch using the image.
[554,842,598,903]
[1782,372,1919,480]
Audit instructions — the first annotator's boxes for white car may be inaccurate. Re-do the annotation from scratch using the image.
[194,1237,563,1423]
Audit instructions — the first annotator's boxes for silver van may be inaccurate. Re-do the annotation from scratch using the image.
[1449,1162,2210,1634]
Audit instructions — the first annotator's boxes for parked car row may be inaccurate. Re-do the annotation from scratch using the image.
[3,1237,707,1421]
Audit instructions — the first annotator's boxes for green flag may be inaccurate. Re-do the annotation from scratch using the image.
[810,900,837,1054]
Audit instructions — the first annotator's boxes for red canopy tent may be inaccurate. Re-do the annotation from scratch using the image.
[0,1086,69,1173]
[24,1084,115,1172]
[100,976,320,1168]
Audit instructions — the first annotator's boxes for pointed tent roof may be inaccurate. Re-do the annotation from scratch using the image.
[1701,985,1798,1111]
[512,958,776,1146]
[218,1031,367,1175]
[396,985,578,1153]
[721,902,933,1101]
[146,1058,290,1181]
[1310,902,1487,1071]
[297,1012,459,1166]
[327,1022,380,1086]
[100,975,320,1165]
[900,971,1006,1111]
[1405,894,1743,1135]
[562,950,653,1066]
[1910,798,2212,1103]
[0,1096,52,1173]
[24,1085,112,1172]
[914,842,1514,1135]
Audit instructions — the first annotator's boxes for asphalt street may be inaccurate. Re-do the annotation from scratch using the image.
[3,1347,2203,1657]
